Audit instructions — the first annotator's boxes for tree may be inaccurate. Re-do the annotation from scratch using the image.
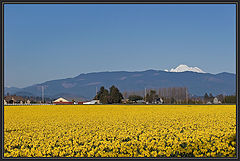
[209,93,214,99]
[94,86,105,100]
[223,95,236,104]
[109,85,123,104]
[100,89,109,104]
[145,93,151,103]
[94,86,110,104]
[216,94,224,102]
[128,95,143,103]
[204,93,209,103]
[171,97,175,104]
[145,90,158,103]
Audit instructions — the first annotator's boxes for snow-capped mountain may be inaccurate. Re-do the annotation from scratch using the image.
[165,64,206,73]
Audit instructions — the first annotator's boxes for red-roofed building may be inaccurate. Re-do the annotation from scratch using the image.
[53,97,73,105]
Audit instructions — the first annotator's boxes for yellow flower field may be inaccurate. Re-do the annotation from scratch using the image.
[4,105,236,158]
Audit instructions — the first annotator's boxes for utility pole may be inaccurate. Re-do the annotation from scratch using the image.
[145,88,147,102]
[42,86,44,104]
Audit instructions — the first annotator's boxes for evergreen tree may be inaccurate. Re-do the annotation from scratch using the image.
[209,93,214,102]
[94,86,105,100]
[100,89,109,104]
[209,93,214,98]
[109,85,123,103]
[204,93,209,98]
[94,86,109,104]
[204,93,209,102]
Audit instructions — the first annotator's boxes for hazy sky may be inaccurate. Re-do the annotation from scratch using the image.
[4,4,236,88]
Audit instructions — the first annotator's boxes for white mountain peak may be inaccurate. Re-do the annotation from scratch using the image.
[166,64,205,73]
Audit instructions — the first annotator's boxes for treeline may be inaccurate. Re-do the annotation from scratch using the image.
[203,93,236,104]
[93,85,236,104]
[94,86,189,104]
[10,95,52,103]
[222,95,236,104]
[123,87,188,104]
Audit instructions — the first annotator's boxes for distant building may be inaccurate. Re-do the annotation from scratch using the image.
[213,97,221,104]
[136,100,145,104]
[95,100,100,104]
[26,100,31,104]
[83,100,99,104]
[4,95,25,104]
[53,97,73,105]
[155,98,163,104]
[122,99,129,104]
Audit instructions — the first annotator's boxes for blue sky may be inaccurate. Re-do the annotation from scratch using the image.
[4,4,236,88]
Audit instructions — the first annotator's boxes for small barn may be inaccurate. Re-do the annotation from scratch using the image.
[53,97,73,105]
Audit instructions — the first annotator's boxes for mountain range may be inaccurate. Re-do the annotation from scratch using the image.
[4,65,236,100]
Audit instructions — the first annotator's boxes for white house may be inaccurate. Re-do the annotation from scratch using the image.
[83,100,99,104]
[213,97,218,104]
[213,97,221,104]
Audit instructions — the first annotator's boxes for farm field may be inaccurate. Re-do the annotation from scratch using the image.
[4,105,236,158]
